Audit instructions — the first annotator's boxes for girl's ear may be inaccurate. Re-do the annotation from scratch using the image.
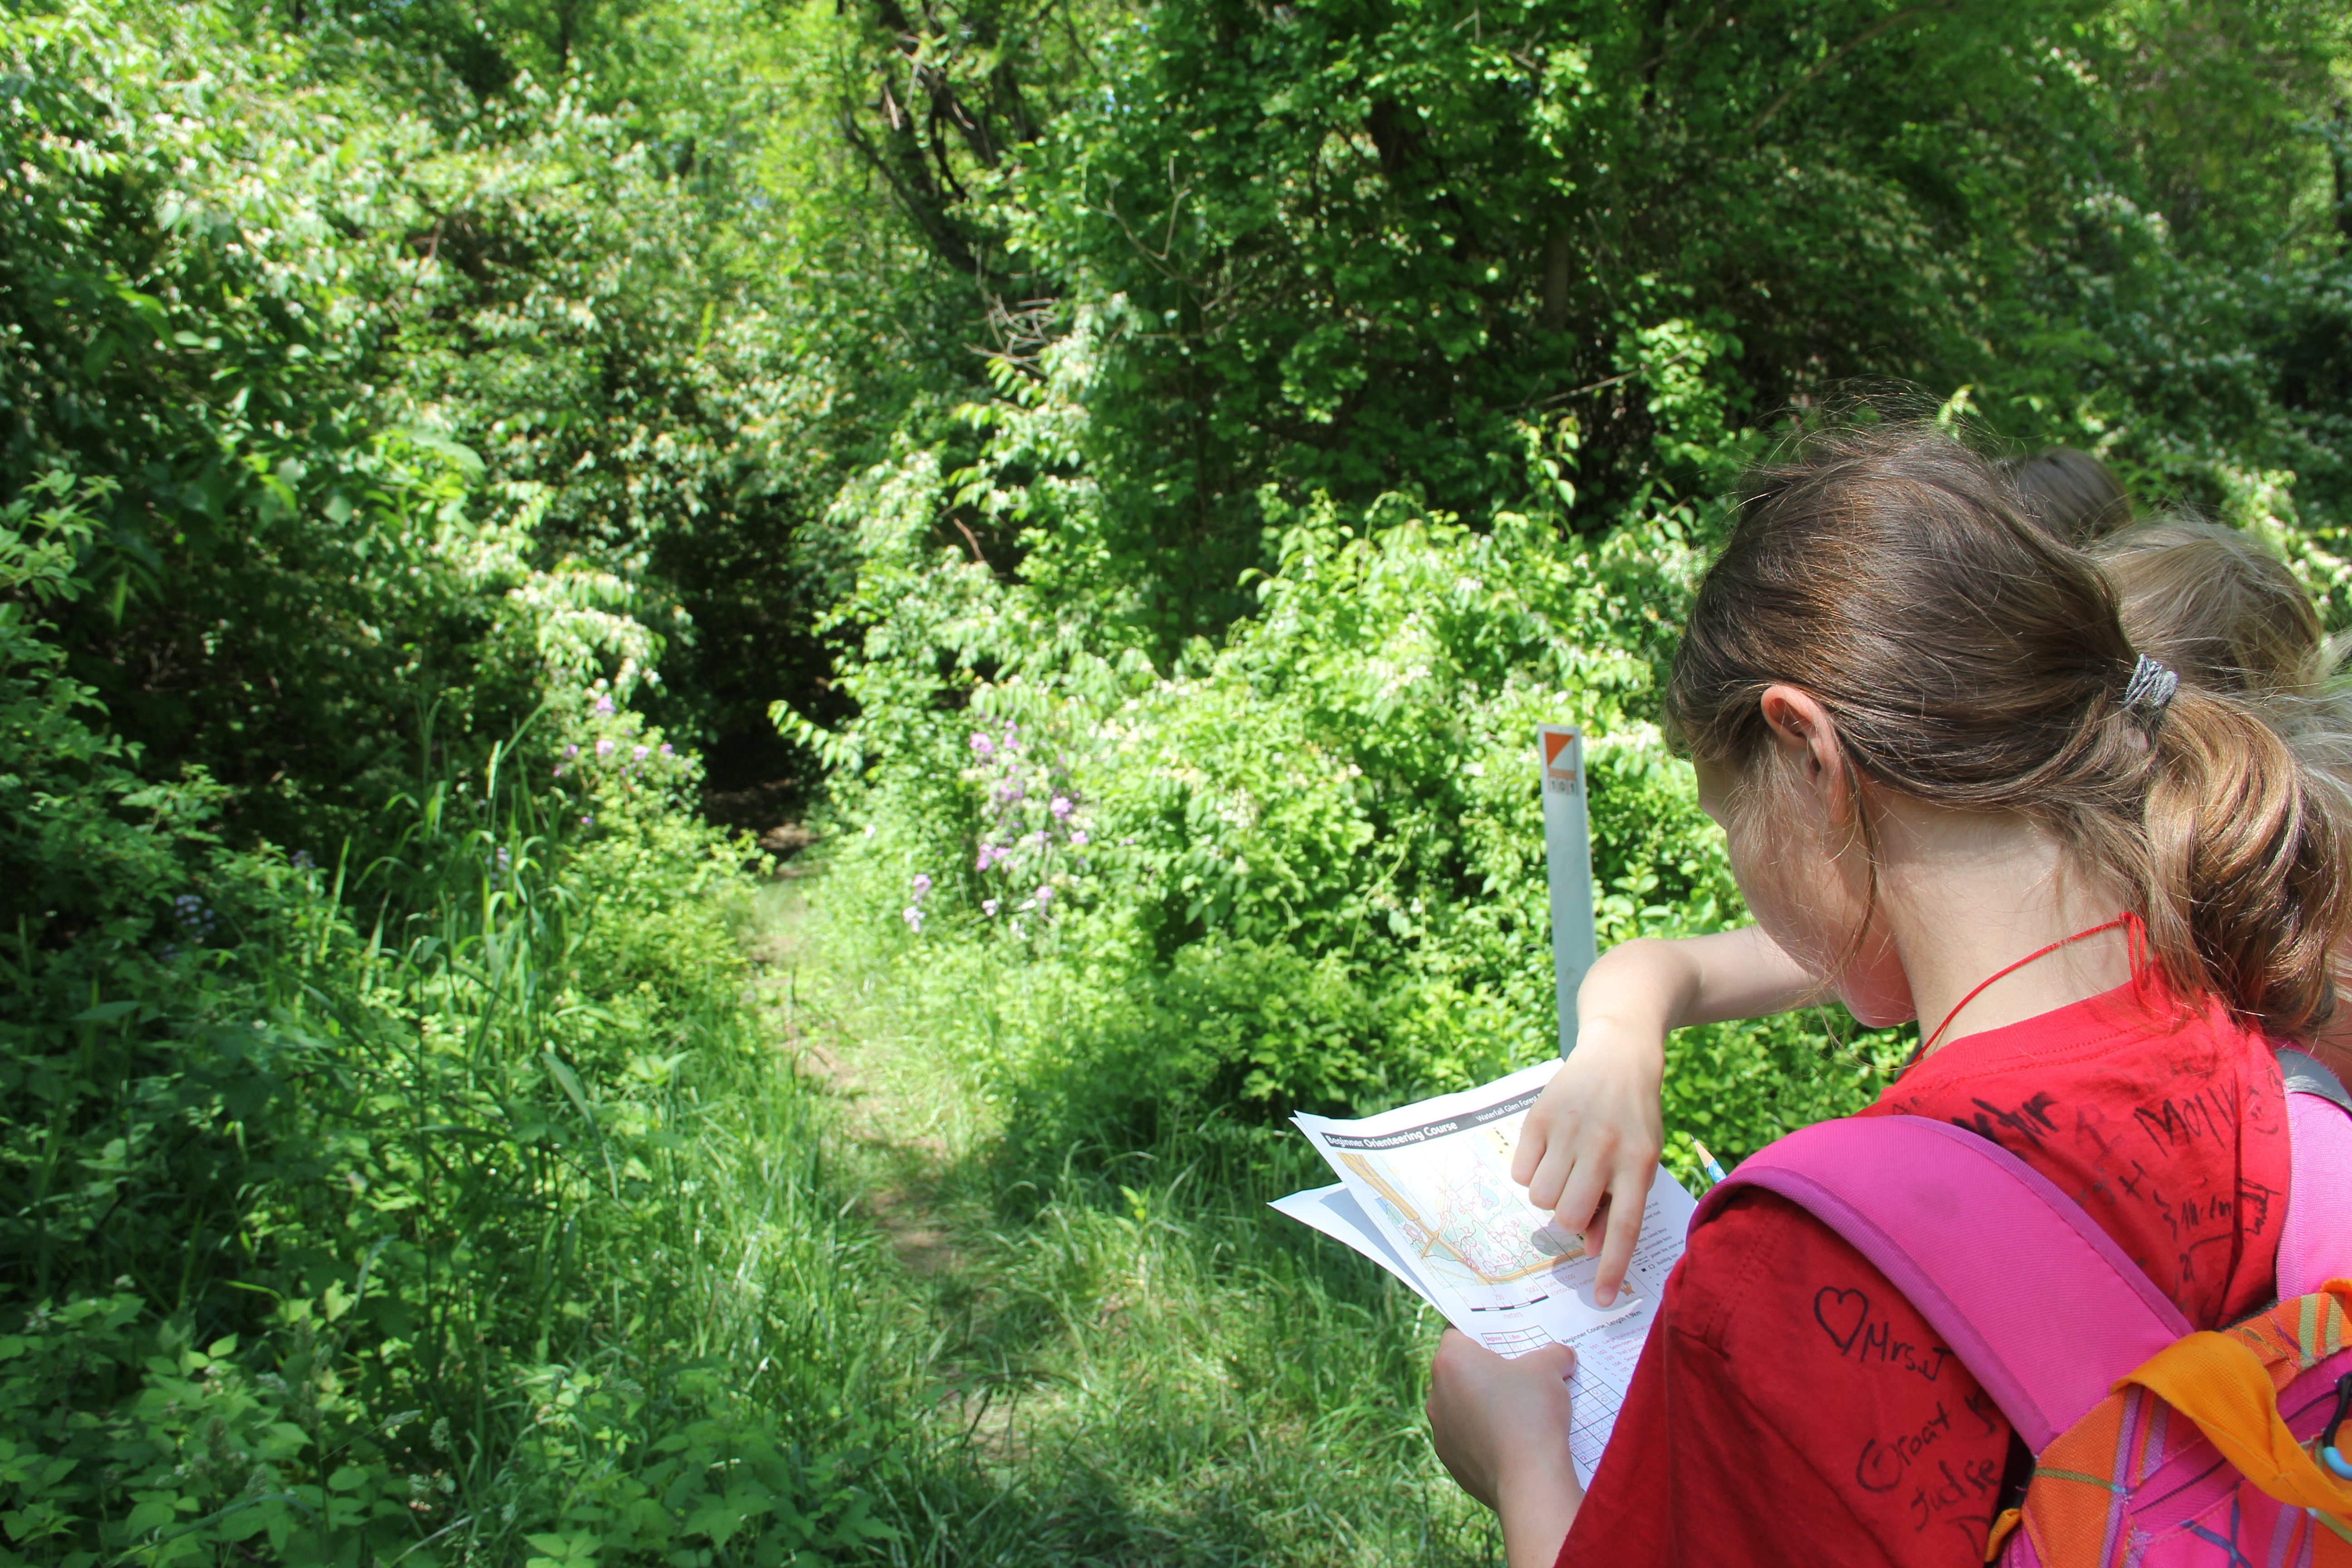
[1758,684,1855,821]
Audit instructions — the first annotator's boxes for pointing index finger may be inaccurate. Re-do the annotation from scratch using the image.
[1589,1164,1650,1307]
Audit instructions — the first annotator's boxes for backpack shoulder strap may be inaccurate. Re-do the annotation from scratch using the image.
[2279,1048,2352,1113]
[2279,1049,2352,1299]
[1695,1114,2191,1450]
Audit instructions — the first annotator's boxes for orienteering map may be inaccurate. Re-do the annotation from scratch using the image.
[1279,1058,1698,1482]
[1331,1116,1581,1293]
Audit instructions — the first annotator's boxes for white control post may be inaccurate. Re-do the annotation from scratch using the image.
[1540,725,1598,1057]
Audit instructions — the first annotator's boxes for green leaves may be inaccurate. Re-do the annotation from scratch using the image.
[2,5,712,861]
[0,710,900,1564]
[524,1528,603,1567]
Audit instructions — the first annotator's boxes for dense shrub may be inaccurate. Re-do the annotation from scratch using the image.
[0,0,901,837]
[790,326,1909,1176]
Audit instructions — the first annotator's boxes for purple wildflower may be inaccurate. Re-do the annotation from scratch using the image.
[970,732,995,756]
[658,743,672,757]
[1070,830,1089,847]
[902,906,924,933]
[633,745,650,761]
[1034,886,1052,908]
[596,739,615,758]
[982,898,1000,917]
[912,873,933,898]
[594,694,615,715]
[1050,795,1073,819]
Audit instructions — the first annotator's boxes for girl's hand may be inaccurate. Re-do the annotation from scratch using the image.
[1512,929,1813,1305]
[1511,1018,1664,1306]
[1426,1330,1582,1566]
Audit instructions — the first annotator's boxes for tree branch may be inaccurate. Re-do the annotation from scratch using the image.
[1747,2,1951,137]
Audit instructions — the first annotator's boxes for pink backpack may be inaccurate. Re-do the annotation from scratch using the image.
[1694,1050,2352,1565]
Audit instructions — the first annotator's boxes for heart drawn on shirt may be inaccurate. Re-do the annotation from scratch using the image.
[1813,1285,1870,1353]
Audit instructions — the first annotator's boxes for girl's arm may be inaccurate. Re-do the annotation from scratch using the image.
[1510,926,1815,1303]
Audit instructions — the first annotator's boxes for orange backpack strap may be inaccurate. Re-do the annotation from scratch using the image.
[2113,1283,2352,1519]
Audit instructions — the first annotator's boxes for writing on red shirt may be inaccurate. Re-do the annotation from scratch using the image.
[1562,982,2288,1568]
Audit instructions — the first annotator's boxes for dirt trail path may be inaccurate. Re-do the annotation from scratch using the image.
[743,881,978,1288]
[740,878,1039,1469]
[725,874,1495,1564]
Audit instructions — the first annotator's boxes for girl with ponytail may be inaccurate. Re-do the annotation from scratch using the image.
[1429,426,2352,1566]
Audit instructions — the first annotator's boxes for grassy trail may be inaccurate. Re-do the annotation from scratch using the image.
[740,876,1506,1567]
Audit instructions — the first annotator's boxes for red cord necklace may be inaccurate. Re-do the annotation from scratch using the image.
[1900,913,2138,1076]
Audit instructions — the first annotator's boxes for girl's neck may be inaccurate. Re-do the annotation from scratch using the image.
[1873,798,2135,1054]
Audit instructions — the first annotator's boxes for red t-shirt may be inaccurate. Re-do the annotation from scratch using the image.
[1560,980,2290,1567]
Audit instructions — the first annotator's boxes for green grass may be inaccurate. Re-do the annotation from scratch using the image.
[758,875,1506,1567]
[3,785,1507,1566]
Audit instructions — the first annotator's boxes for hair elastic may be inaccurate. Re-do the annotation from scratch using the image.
[2122,654,2180,730]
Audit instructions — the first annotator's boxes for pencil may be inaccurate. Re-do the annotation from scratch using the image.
[1691,1138,1729,1187]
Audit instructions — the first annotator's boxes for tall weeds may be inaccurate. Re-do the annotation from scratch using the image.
[0,734,904,1565]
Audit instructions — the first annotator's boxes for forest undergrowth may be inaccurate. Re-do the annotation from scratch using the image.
[758,868,1506,1568]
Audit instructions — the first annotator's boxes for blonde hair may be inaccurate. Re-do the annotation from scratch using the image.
[2094,516,2352,879]
[2095,520,2330,698]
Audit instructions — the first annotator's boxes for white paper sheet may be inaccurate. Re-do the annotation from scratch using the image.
[1274,1059,1698,1482]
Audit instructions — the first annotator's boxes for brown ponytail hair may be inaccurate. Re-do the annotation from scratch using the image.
[1666,425,2351,1037]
